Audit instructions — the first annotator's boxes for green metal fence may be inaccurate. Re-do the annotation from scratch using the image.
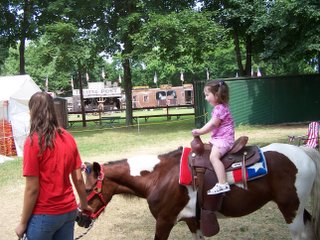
[194,74,320,126]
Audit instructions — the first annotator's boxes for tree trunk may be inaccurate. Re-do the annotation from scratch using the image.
[78,63,86,127]
[122,58,133,126]
[245,35,252,76]
[318,53,320,74]
[19,38,26,75]
[233,27,245,76]
[19,0,31,75]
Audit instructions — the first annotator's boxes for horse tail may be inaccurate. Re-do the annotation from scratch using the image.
[300,146,320,240]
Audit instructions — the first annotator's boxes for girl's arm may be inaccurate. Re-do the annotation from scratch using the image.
[15,176,39,238]
[192,117,221,136]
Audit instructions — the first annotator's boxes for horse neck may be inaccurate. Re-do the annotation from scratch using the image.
[103,162,153,198]
[103,149,182,198]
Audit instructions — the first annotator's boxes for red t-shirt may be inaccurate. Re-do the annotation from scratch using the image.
[23,129,82,215]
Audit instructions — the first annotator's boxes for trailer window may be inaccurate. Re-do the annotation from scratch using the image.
[156,91,166,100]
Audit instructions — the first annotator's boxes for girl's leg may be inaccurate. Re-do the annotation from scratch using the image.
[209,146,226,184]
[207,146,230,195]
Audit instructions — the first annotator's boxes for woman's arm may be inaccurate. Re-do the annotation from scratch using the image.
[71,168,92,212]
[15,176,39,238]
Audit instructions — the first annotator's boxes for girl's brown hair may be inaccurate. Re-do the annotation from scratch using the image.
[205,80,229,104]
[28,92,61,154]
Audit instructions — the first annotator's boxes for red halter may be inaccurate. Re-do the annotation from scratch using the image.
[81,165,108,219]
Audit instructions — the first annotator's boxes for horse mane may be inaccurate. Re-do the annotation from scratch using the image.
[103,148,183,167]
[103,159,127,166]
[158,147,183,159]
[299,146,320,239]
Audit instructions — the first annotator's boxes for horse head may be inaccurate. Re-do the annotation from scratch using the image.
[77,161,116,227]
[83,162,101,191]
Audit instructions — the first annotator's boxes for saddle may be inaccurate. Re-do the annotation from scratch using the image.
[188,136,260,237]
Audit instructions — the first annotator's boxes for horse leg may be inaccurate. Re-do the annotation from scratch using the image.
[287,209,315,240]
[154,218,175,240]
[263,147,318,239]
[276,192,316,240]
[185,218,205,240]
[300,210,316,240]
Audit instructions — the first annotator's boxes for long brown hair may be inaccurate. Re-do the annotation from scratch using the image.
[205,80,229,104]
[28,92,61,154]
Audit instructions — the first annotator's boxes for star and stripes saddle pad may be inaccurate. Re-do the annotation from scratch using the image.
[179,147,268,186]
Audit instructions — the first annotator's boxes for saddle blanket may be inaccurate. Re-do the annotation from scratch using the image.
[179,147,268,186]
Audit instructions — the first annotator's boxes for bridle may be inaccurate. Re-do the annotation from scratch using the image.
[80,164,108,220]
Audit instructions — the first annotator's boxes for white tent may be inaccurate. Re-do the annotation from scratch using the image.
[0,75,41,157]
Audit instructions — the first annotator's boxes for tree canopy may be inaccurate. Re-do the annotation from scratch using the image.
[1,0,319,91]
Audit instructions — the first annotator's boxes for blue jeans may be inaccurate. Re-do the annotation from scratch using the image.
[26,210,77,240]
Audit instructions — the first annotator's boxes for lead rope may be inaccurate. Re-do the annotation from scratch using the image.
[74,219,96,240]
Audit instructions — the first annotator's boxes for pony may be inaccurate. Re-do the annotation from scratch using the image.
[80,142,320,240]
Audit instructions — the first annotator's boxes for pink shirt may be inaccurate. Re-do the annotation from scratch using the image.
[210,104,235,144]
[23,129,81,215]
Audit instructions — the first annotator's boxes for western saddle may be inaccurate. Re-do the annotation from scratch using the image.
[188,136,260,237]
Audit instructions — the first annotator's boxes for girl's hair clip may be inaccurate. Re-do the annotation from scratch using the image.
[218,80,225,86]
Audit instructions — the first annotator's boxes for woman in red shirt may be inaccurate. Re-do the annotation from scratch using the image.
[15,92,92,240]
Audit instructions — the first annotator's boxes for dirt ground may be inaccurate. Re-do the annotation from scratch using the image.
[1,182,291,240]
[2,183,291,240]
[1,124,309,239]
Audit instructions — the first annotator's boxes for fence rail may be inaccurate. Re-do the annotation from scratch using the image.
[68,105,194,127]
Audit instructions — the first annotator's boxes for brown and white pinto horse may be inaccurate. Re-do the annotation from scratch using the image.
[81,143,320,240]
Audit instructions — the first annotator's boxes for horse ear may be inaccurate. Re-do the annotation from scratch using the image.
[93,162,101,178]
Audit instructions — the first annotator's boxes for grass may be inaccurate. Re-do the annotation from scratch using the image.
[0,157,23,185]
[71,117,195,157]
